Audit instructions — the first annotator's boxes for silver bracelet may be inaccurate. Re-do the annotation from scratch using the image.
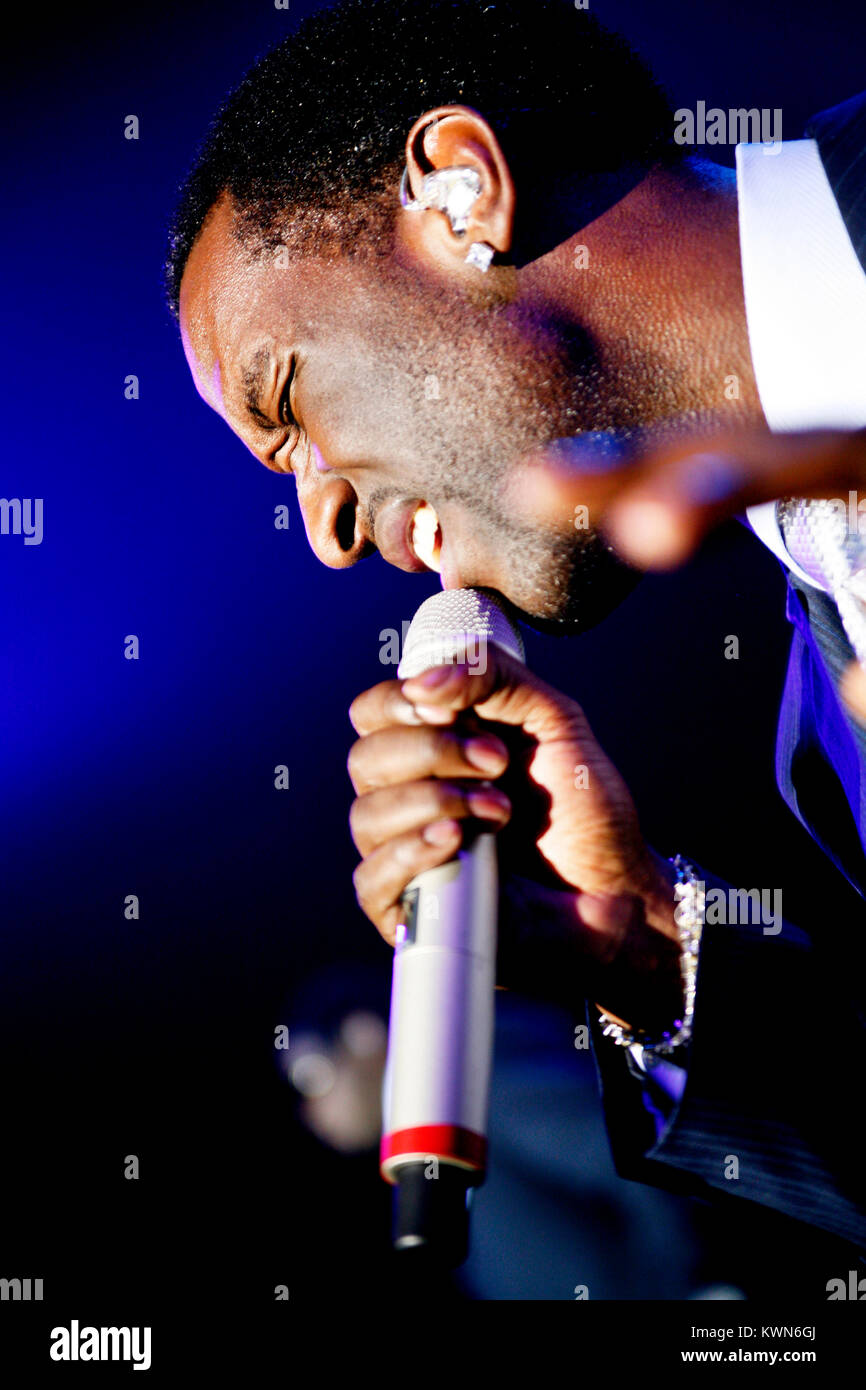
[597,855,705,1059]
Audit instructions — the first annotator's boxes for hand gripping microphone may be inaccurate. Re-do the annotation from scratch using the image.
[381,588,524,1266]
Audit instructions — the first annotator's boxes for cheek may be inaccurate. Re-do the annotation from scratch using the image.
[303,353,417,470]
[302,402,368,475]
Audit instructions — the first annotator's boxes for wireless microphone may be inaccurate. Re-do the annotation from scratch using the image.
[381,587,524,1266]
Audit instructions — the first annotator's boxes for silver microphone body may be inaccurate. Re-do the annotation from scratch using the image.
[380,588,524,1261]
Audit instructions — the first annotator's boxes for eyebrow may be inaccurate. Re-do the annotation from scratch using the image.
[241,347,278,430]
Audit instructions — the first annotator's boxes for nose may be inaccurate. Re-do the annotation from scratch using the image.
[296,472,373,569]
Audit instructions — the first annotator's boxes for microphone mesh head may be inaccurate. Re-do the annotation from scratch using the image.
[397,587,525,680]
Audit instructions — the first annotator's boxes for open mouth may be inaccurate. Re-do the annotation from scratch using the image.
[409,502,443,573]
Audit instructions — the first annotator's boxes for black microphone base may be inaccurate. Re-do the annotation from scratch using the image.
[391,1161,475,1268]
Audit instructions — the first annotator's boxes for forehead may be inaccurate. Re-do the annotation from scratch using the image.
[179,194,280,404]
[178,194,384,407]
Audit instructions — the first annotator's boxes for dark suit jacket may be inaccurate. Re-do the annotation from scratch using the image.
[589,93,866,1253]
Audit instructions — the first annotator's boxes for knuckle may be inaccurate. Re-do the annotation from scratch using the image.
[386,685,416,722]
[347,694,368,735]
[347,797,365,845]
[346,738,366,788]
[351,861,372,906]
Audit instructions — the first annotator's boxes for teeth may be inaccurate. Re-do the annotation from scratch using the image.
[410,503,442,572]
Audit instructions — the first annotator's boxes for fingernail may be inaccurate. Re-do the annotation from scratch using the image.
[467,788,511,821]
[415,704,456,725]
[406,667,452,691]
[395,698,425,725]
[423,819,461,846]
[464,736,508,773]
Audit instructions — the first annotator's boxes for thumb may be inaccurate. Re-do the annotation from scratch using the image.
[401,643,587,741]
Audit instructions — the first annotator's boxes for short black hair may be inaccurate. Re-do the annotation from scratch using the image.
[165,0,678,320]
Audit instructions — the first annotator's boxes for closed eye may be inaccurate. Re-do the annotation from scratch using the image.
[279,359,298,430]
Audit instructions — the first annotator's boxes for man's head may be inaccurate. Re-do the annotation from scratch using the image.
[169,0,686,631]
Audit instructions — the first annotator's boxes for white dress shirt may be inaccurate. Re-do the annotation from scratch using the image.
[629,140,866,1112]
[738,136,866,587]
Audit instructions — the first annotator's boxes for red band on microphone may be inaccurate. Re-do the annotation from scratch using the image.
[380,1124,487,1181]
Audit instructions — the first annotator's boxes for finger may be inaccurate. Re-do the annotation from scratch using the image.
[347,724,509,795]
[603,430,860,569]
[352,820,464,942]
[514,428,863,571]
[400,645,588,741]
[511,433,639,530]
[349,679,428,737]
[350,779,512,857]
[840,660,866,725]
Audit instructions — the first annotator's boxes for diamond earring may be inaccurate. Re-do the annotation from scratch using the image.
[465,241,495,273]
[399,165,482,236]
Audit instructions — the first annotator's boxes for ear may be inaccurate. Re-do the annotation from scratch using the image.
[397,105,516,273]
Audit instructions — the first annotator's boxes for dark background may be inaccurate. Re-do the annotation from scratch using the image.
[2,0,865,1352]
